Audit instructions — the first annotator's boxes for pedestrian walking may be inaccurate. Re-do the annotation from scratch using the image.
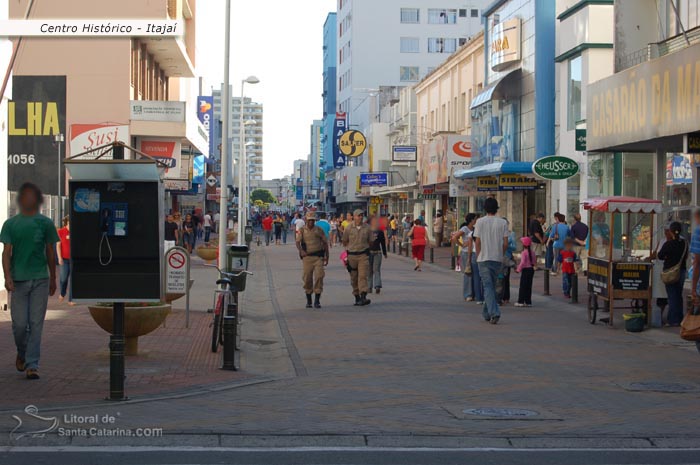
[407,219,427,272]
[330,216,339,245]
[368,216,387,294]
[1,183,59,379]
[529,212,546,261]
[452,213,478,301]
[296,212,329,309]
[213,211,220,231]
[342,209,372,306]
[499,221,517,305]
[190,209,201,247]
[273,214,283,245]
[164,214,179,251]
[548,213,570,275]
[281,214,289,244]
[570,213,589,272]
[656,222,688,326]
[515,237,536,307]
[182,213,195,253]
[433,210,444,247]
[317,213,331,243]
[558,238,579,299]
[56,216,74,306]
[262,213,273,246]
[203,211,213,243]
[473,197,509,325]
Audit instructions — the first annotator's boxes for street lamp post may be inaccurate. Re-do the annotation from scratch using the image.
[54,133,64,224]
[218,0,232,268]
[237,76,260,244]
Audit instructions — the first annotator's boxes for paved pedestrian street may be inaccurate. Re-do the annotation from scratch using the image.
[2,243,700,454]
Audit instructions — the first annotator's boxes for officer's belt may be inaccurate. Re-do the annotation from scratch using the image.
[347,249,369,255]
[305,250,325,257]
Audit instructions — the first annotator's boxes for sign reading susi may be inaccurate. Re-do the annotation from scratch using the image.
[532,156,579,180]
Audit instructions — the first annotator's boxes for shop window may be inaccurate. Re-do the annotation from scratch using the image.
[567,173,581,221]
[664,152,693,238]
[470,98,519,166]
[567,55,582,130]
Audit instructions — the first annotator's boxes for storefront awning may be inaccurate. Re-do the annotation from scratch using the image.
[454,161,533,179]
[470,69,521,109]
[582,196,662,214]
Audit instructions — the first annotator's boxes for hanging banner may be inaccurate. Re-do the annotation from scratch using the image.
[8,75,66,195]
[333,112,347,169]
[197,96,215,158]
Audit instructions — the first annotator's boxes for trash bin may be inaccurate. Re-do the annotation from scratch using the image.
[226,245,250,291]
[244,225,253,245]
[623,313,645,332]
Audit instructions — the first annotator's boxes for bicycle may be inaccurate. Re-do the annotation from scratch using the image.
[207,265,253,353]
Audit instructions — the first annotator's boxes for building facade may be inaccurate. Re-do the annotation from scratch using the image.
[232,96,264,181]
[322,13,337,175]
[336,0,489,138]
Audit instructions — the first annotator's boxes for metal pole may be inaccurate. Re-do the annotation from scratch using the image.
[109,302,126,400]
[237,82,245,244]
[57,139,61,223]
[571,272,579,304]
[218,0,231,269]
[429,247,434,264]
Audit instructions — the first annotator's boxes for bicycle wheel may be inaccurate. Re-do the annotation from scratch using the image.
[211,313,221,353]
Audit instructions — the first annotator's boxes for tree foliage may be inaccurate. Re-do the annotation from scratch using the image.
[250,188,276,205]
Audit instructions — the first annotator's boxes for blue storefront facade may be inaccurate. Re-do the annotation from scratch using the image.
[455,0,555,236]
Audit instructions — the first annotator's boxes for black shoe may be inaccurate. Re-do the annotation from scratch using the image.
[375,287,381,294]
[489,316,500,325]
[314,294,322,309]
[354,295,361,306]
[359,293,371,306]
[305,294,313,309]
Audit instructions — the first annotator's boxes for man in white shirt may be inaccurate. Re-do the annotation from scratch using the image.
[473,197,509,325]
[213,211,220,231]
[203,211,213,243]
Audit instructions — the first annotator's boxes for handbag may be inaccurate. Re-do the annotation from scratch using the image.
[680,306,700,341]
[660,240,688,285]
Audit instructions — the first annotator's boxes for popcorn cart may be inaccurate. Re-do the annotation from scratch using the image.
[583,197,662,326]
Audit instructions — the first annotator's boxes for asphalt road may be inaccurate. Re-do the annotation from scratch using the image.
[2,448,700,465]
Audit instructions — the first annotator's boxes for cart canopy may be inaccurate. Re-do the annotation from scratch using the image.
[582,196,662,214]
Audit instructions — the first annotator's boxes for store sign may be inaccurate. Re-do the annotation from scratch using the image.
[532,156,580,180]
[392,145,417,162]
[588,257,609,298]
[684,131,700,154]
[360,172,388,187]
[369,196,383,205]
[8,75,66,195]
[139,138,184,182]
[333,112,347,168]
[667,154,693,185]
[575,129,587,151]
[490,18,521,72]
[612,262,652,292]
[420,135,449,186]
[449,177,476,197]
[498,174,538,191]
[130,100,185,122]
[447,136,472,170]
[69,123,129,160]
[197,96,214,158]
[339,130,367,158]
[418,194,440,200]
[477,176,499,191]
[587,41,700,151]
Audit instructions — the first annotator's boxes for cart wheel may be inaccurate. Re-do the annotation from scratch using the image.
[588,294,598,324]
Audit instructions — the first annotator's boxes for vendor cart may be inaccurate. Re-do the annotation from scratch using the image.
[583,196,662,326]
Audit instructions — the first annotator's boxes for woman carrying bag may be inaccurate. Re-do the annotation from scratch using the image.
[656,222,688,327]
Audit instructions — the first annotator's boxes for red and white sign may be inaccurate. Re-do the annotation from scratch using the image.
[70,123,129,159]
[168,251,186,269]
[165,248,189,293]
[138,137,183,180]
[447,135,472,169]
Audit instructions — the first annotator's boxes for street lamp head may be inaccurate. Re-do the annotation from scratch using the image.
[244,76,260,85]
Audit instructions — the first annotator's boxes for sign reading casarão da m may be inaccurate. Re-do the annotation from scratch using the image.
[587,41,700,151]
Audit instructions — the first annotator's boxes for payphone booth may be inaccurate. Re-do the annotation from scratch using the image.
[66,155,164,400]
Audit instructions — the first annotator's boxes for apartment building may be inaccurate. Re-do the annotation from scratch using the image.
[336,0,489,134]
[7,0,206,215]
[322,13,337,175]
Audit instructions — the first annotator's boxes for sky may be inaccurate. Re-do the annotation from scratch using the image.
[196,0,336,179]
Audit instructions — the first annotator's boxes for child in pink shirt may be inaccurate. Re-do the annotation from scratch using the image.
[515,237,536,307]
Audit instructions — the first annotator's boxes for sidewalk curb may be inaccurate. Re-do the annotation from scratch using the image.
[3,434,700,449]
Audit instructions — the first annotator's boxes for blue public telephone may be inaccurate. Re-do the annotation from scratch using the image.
[100,203,128,237]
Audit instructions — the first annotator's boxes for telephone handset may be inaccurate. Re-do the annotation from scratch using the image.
[99,202,128,266]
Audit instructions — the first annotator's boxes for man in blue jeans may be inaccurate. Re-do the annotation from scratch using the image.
[473,197,509,325]
[1,183,59,380]
[690,209,700,353]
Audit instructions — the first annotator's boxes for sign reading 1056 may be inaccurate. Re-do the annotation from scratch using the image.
[8,153,37,165]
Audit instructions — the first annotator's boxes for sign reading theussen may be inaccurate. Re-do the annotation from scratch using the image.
[587,41,700,152]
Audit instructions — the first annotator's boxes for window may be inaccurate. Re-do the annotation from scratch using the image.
[400,37,420,53]
[400,66,420,82]
[567,55,582,130]
[428,37,457,53]
[471,8,479,18]
[428,9,457,24]
[400,8,420,24]
[459,9,467,17]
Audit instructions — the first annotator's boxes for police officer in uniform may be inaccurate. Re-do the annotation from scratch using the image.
[296,212,329,308]
[342,209,372,306]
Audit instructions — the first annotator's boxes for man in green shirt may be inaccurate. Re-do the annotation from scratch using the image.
[1,183,59,380]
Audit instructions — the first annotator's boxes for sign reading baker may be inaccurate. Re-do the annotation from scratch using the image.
[587,41,700,151]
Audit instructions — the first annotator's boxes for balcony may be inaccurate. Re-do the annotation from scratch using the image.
[617,25,700,71]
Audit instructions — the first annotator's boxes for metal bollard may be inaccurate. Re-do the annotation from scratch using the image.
[221,315,238,371]
[405,242,409,257]
[543,269,551,296]
[571,273,579,303]
[109,302,126,401]
[430,247,434,263]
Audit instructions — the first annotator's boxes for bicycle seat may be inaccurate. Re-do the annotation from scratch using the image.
[216,278,233,287]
